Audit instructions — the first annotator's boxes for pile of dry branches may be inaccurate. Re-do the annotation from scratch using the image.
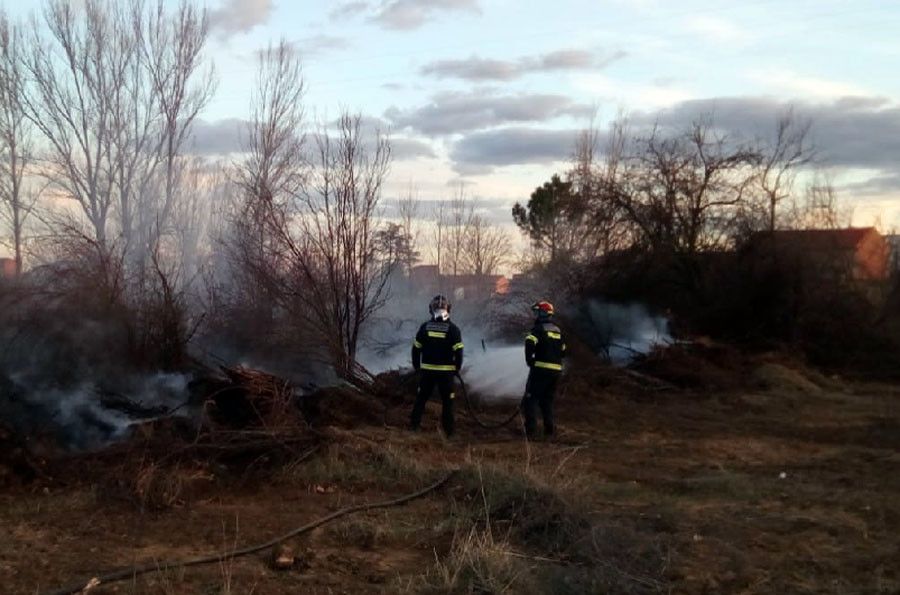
[210,364,300,430]
[78,364,322,508]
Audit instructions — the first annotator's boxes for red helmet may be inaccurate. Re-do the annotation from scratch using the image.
[531,300,554,318]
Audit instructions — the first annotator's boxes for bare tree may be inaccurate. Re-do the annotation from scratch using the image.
[570,116,629,261]
[21,0,123,246]
[260,113,392,374]
[147,1,212,215]
[464,211,510,276]
[229,38,306,324]
[20,0,213,261]
[758,109,813,231]
[132,0,214,260]
[444,182,473,276]
[0,12,35,275]
[571,118,599,191]
[430,198,446,277]
[236,38,306,235]
[609,118,759,256]
[397,183,421,278]
[788,174,851,230]
[514,119,617,265]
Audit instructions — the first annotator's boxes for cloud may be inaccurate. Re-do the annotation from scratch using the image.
[371,0,480,30]
[843,173,900,196]
[640,95,900,170]
[391,137,438,160]
[445,177,477,188]
[574,73,694,109]
[386,91,592,135]
[329,1,370,20]
[450,127,579,174]
[188,118,246,155]
[210,0,274,39]
[293,34,351,57]
[747,69,870,101]
[421,49,626,81]
[442,94,900,180]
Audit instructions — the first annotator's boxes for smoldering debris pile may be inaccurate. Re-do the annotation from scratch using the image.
[629,340,749,390]
[580,300,672,364]
[0,353,431,502]
[197,365,313,429]
[0,363,323,491]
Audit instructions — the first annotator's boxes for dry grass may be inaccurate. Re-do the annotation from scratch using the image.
[286,440,432,489]
[325,516,388,549]
[404,525,527,594]
[4,359,897,594]
[422,460,672,594]
[751,362,821,394]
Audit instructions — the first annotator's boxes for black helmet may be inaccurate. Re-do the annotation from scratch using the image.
[429,294,451,320]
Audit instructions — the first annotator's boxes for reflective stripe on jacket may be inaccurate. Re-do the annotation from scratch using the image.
[412,320,463,372]
[525,321,566,372]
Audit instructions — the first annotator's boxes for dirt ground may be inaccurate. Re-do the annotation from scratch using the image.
[1,361,898,594]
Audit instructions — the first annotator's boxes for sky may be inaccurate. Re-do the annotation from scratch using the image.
[7,0,900,229]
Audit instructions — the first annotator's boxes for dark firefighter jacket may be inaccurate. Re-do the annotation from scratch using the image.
[525,321,566,371]
[412,320,464,372]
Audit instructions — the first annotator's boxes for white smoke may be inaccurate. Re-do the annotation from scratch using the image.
[585,300,671,363]
[461,344,527,402]
[7,372,191,450]
[357,298,672,403]
[358,327,528,403]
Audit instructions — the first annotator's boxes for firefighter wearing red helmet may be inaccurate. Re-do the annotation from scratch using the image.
[409,295,464,437]
[523,300,566,438]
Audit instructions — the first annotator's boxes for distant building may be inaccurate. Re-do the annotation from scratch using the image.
[750,227,891,283]
[0,257,15,279]
[443,274,509,301]
[408,265,509,301]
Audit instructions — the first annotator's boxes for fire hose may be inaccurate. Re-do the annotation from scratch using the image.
[455,372,522,430]
[44,469,458,595]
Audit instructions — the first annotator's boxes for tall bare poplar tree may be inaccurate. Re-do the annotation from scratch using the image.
[232,39,306,316]
[21,0,213,262]
[235,43,392,373]
[139,0,214,250]
[0,12,34,275]
[261,114,392,374]
[444,183,472,276]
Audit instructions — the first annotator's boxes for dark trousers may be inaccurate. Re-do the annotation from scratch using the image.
[522,368,559,437]
[410,371,455,436]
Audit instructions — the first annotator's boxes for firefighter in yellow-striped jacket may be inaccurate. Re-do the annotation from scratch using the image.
[523,300,566,438]
[410,295,463,437]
